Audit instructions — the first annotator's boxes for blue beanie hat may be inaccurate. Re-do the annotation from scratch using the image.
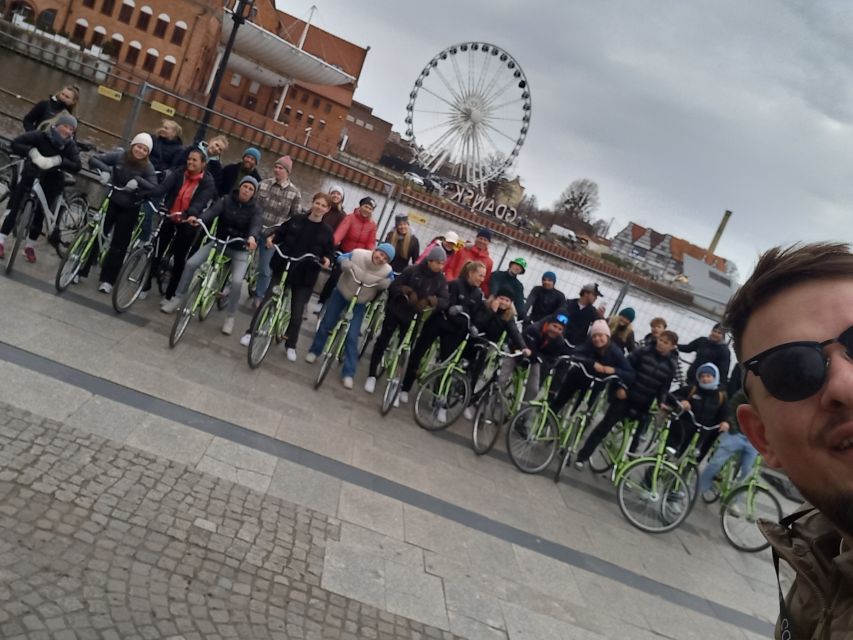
[376,242,396,262]
[243,147,261,163]
[476,227,492,241]
[542,271,557,283]
[618,307,636,322]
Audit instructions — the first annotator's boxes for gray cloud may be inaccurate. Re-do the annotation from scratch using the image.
[277,0,853,276]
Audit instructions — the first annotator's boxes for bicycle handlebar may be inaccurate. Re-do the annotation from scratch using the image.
[193,218,250,247]
[478,339,526,359]
[568,359,622,383]
[272,247,320,262]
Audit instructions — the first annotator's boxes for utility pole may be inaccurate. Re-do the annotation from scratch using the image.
[194,0,255,144]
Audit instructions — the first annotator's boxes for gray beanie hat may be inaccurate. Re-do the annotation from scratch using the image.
[239,175,259,191]
[426,245,447,262]
[54,113,78,129]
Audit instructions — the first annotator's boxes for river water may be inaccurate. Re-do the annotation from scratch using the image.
[0,47,724,355]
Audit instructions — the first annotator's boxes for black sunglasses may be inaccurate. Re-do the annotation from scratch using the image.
[742,325,853,402]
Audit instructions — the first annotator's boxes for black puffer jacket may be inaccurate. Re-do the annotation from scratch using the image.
[199,193,262,249]
[472,302,524,350]
[523,319,571,368]
[150,170,217,218]
[150,135,184,172]
[442,276,484,332]
[524,286,566,324]
[89,150,156,209]
[388,261,449,322]
[571,339,635,386]
[11,130,81,180]
[673,384,729,427]
[23,96,72,132]
[625,345,676,410]
[561,299,600,347]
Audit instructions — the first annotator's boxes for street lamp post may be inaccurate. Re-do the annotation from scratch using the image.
[194,0,255,145]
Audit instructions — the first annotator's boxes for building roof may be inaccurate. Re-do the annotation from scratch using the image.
[623,222,728,272]
[222,9,355,87]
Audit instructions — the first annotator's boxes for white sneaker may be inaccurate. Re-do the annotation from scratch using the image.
[72,274,80,285]
[364,376,377,394]
[97,282,112,294]
[239,333,251,347]
[138,290,148,300]
[305,352,317,364]
[393,394,400,408]
[436,408,448,424]
[160,297,182,314]
[463,406,476,421]
[286,348,297,362]
[222,316,235,335]
[312,302,324,314]
[574,460,586,470]
[342,376,354,389]
[399,391,409,404]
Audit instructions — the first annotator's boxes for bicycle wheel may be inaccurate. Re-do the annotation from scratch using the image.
[216,274,231,311]
[721,485,782,553]
[588,422,624,474]
[634,413,665,456]
[54,225,90,291]
[0,150,15,204]
[314,323,346,390]
[247,297,278,369]
[380,349,408,416]
[376,330,399,379]
[274,289,292,344]
[54,194,88,258]
[681,461,700,510]
[413,368,471,431]
[169,279,201,348]
[358,320,377,358]
[471,385,505,455]
[553,445,573,484]
[6,199,34,275]
[616,460,691,533]
[506,405,558,474]
[156,253,174,295]
[112,247,151,313]
[198,267,220,321]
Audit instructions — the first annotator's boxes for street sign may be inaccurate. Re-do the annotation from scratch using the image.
[150,100,176,117]
[97,86,122,101]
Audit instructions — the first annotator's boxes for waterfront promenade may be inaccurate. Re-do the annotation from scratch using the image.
[0,246,792,639]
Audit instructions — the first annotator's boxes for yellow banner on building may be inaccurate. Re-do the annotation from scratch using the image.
[408,213,428,225]
[150,100,176,117]
[97,86,122,101]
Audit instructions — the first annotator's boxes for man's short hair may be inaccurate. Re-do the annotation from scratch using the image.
[724,242,853,360]
[650,317,667,328]
[659,330,678,345]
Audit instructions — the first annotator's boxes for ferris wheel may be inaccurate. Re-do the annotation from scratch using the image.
[405,42,532,188]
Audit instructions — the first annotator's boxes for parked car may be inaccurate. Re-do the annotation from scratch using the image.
[423,178,443,194]
[402,172,425,187]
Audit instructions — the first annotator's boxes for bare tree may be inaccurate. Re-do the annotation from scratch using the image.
[557,179,600,222]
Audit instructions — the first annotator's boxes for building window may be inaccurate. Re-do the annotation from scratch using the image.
[171,20,186,45]
[107,33,123,58]
[307,115,314,124]
[318,119,326,129]
[283,105,291,115]
[141,47,158,72]
[101,0,115,16]
[229,72,241,87]
[312,98,320,108]
[136,6,151,31]
[295,110,303,121]
[245,96,257,110]
[82,0,95,7]
[355,118,364,127]
[91,26,106,46]
[36,9,57,31]
[118,1,133,23]
[290,89,298,101]
[160,54,175,79]
[345,114,355,122]
[125,41,140,65]
[248,80,260,95]
[324,103,332,114]
[365,123,374,131]
[300,92,309,104]
[153,13,168,38]
[72,22,87,43]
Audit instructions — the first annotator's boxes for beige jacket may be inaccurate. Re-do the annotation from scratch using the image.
[337,248,391,303]
[762,505,853,639]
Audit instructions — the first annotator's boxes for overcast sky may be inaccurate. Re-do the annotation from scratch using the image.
[275,0,853,278]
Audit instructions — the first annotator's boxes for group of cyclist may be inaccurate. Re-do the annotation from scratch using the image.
[0,84,759,525]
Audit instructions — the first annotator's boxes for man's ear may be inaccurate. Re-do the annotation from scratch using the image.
[737,403,781,468]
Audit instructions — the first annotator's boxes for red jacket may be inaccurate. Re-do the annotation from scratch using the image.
[334,209,377,253]
[444,244,494,294]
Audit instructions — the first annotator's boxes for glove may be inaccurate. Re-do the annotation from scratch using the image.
[448,305,462,317]
[98,170,111,185]
[469,326,480,338]
[29,148,59,170]
[125,178,138,191]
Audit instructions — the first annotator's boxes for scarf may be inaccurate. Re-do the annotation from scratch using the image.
[171,170,204,214]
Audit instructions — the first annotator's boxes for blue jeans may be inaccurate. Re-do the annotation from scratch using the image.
[308,288,365,378]
[698,432,759,494]
[254,242,275,300]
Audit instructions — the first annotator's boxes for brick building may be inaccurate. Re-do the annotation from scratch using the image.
[0,0,368,154]
[341,100,392,163]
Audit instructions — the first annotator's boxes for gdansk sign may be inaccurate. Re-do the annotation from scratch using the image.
[448,184,518,224]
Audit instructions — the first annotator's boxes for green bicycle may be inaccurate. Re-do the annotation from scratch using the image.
[470,342,528,455]
[358,289,386,358]
[314,272,382,390]
[112,208,174,313]
[247,248,320,369]
[55,181,139,293]
[169,219,245,348]
[378,306,430,416]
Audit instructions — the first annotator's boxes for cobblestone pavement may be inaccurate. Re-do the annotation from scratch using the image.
[0,402,461,640]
